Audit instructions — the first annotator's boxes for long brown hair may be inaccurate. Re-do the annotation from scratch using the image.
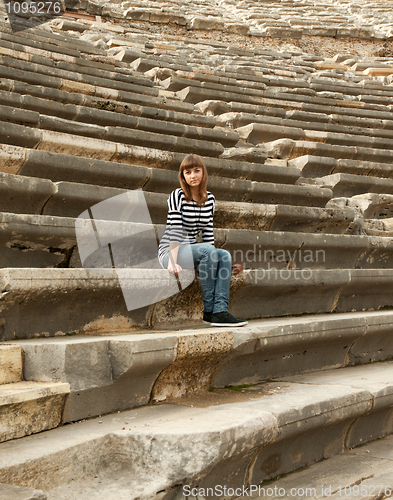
[179,154,208,206]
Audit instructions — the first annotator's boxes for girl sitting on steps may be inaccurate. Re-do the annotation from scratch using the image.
[158,153,248,327]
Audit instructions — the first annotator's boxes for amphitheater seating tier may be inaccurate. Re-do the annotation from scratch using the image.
[2,2,393,496]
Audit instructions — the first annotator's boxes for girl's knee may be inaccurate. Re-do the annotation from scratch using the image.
[219,249,232,264]
[198,244,218,261]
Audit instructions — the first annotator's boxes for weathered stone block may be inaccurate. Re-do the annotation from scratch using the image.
[189,17,225,31]
[0,171,56,215]
[18,335,177,422]
[0,381,69,442]
[248,385,371,483]
[0,345,22,385]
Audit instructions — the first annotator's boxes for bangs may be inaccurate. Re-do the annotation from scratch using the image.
[178,154,208,205]
[179,154,205,172]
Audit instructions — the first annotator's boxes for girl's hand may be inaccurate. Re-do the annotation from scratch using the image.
[167,263,182,275]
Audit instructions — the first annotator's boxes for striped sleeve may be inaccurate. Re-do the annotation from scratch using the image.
[166,189,186,243]
[201,194,215,245]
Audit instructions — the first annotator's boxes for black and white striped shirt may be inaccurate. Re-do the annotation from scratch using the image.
[158,188,215,266]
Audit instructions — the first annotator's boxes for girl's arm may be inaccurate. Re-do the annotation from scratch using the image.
[201,195,215,245]
[166,190,183,274]
[168,241,182,274]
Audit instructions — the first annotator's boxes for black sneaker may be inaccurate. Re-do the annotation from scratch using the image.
[203,311,213,323]
[210,311,248,327]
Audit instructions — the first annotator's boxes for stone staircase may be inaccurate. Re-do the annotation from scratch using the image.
[0,344,69,442]
[1,1,393,498]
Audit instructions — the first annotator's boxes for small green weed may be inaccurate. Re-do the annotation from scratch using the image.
[226,384,252,392]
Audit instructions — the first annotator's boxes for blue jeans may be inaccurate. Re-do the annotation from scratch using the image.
[161,243,232,314]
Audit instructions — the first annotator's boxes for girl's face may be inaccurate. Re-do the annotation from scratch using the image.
[183,166,203,187]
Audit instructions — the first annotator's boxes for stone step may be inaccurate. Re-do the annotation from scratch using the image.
[226,94,393,123]
[175,69,283,93]
[0,212,76,268]
[1,361,393,497]
[289,155,393,180]
[44,179,331,216]
[0,119,225,158]
[177,85,281,106]
[1,268,393,340]
[290,141,393,164]
[0,57,192,114]
[131,55,192,73]
[312,173,393,197]
[0,202,356,266]
[0,54,158,97]
[219,111,393,142]
[0,37,155,88]
[0,21,104,56]
[172,69,393,101]
[7,310,393,422]
[180,84,392,118]
[0,171,331,222]
[0,101,239,148]
[264,84,391,108]
[0,380,70,443]
[238,123,393,151]
[0,211,385,270]
[15,145,300,184]
[309,79,393,99]
[0,81,215,130]
[0,345,22,385]
[161,75,267,96]
[238,414,393,500]
[0,143,300,187]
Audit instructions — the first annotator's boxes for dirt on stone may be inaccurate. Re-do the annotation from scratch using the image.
[155,381,291,408]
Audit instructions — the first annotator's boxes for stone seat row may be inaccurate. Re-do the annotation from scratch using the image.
[1,263,393,344]
[0,56,193,114]
[3,6,393,496]
[223,98,393,131]
[52,14,392,85]
[0,30,314,93]
[237,122,393,152]
[0,117,225,158]
[0,97,238,150]
[0,34,156,89]
[0,20,104,57]
[176,84,393,115]
[2,338,393,497]
[0,114,305,180]
[108,37,297,63]
[4,16,390,113]
[0,28,106,64]
[0,143,298,185]
[165,70,393,104]
[2,208,390,270]
[2,310,393,425]
[0,168,332,219]
[289,140,393,164]
[167,67,393,100]
[308,173,393,198]
[0,52,157,98]
[0,344,69,443]
[184,86,392,119]
[1,146,391,221]
[218,110,393,142]
[289,155,393,180]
